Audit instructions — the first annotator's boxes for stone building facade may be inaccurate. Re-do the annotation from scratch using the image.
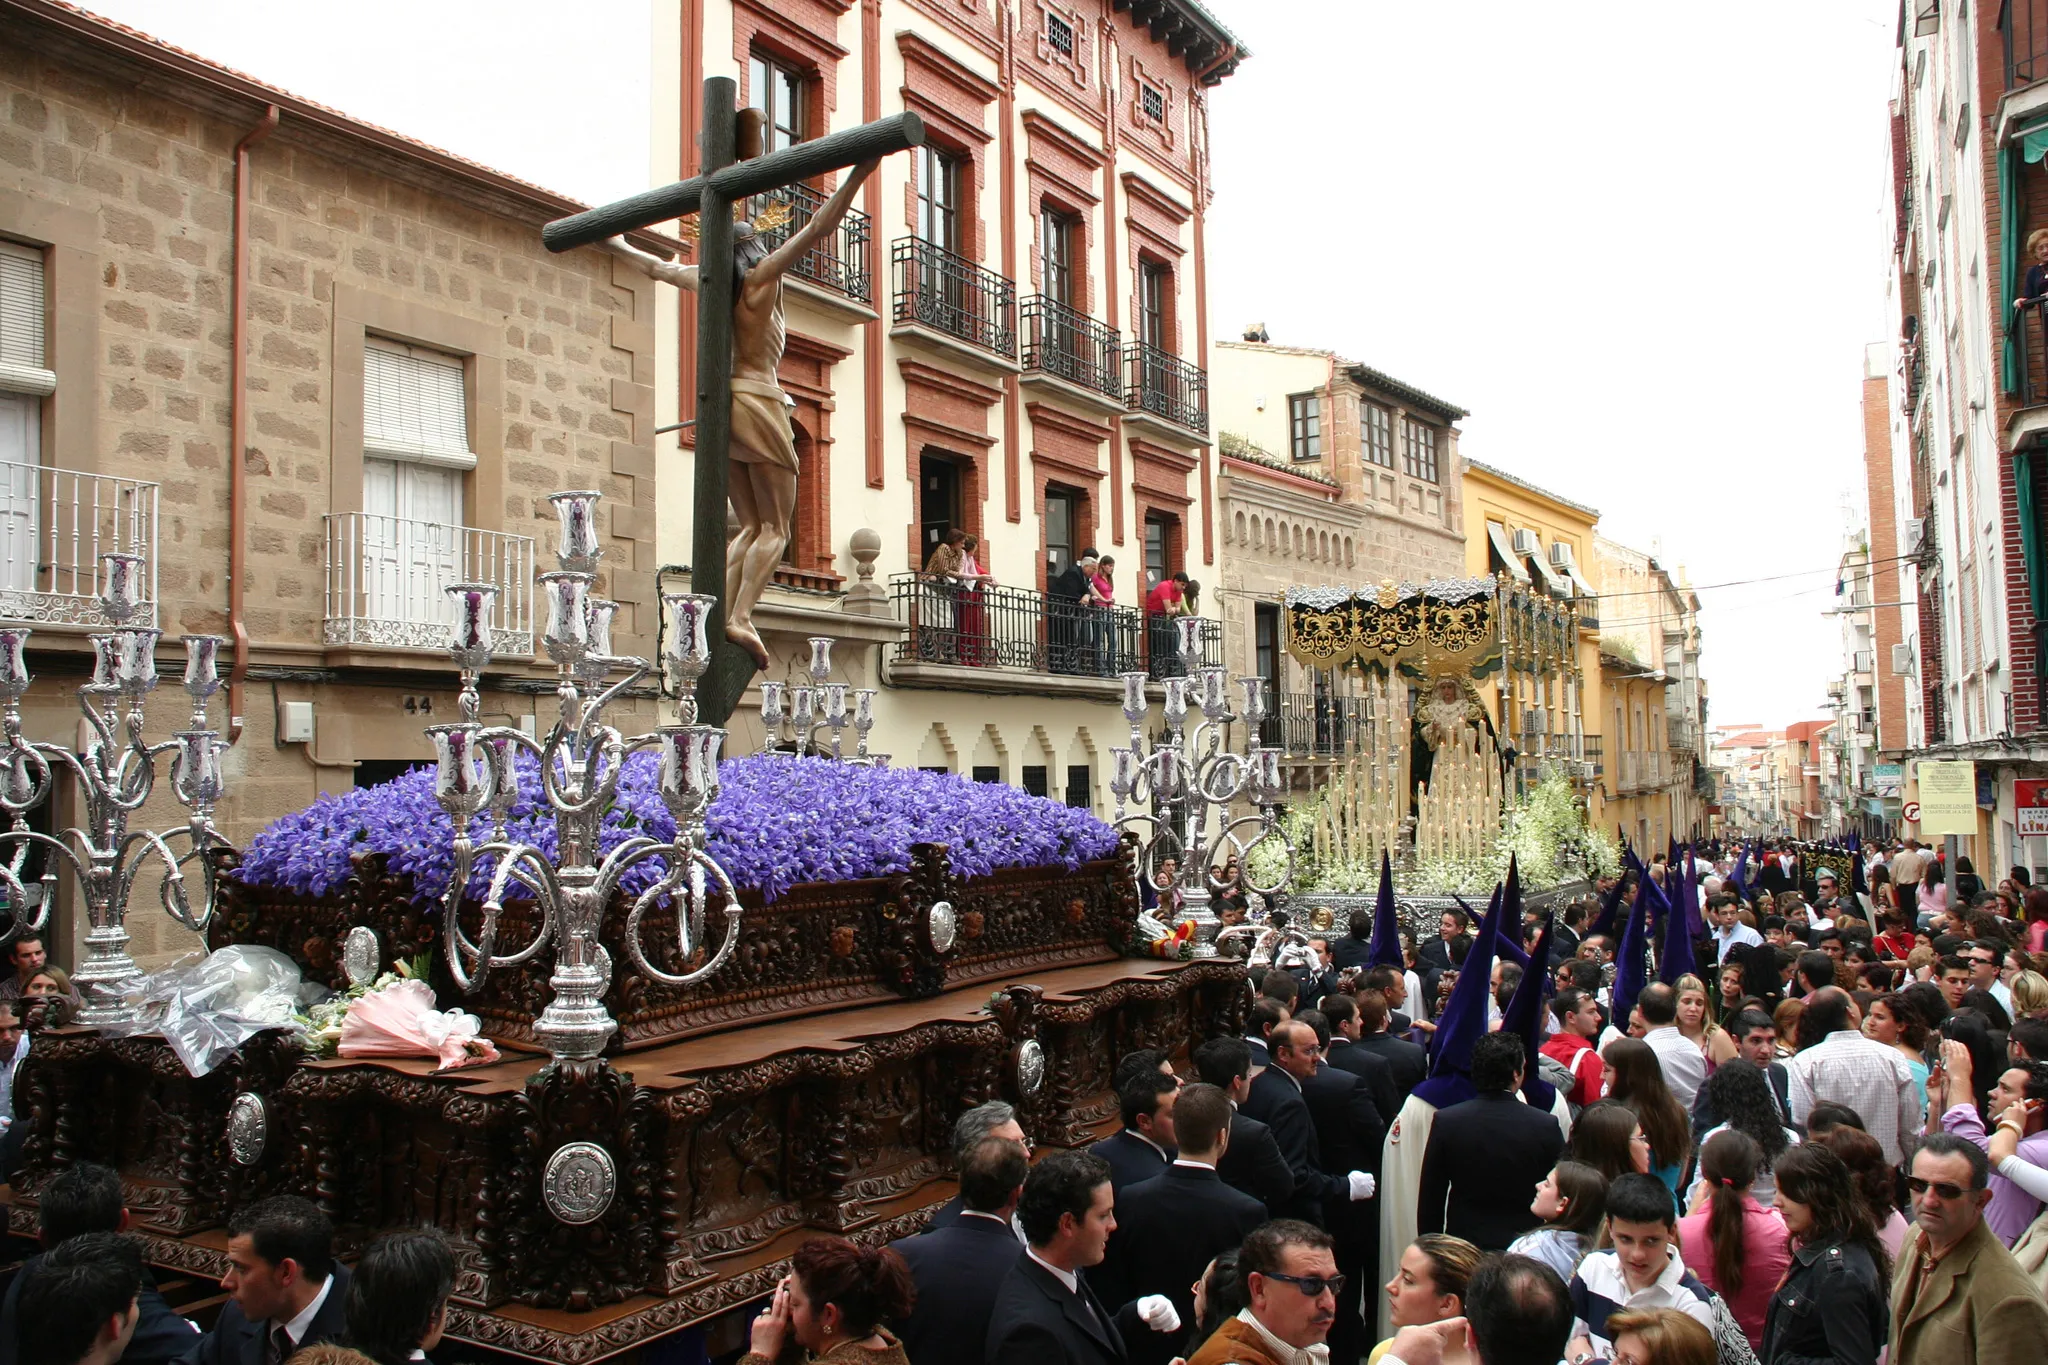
[0,0,669,964]
[647,0,1245,805]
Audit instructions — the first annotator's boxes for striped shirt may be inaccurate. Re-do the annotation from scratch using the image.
[1568,1247,1717,1355]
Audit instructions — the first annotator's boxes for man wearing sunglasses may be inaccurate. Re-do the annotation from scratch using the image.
[1890,1133,2048,1365]
[1186,1220,1339,1365]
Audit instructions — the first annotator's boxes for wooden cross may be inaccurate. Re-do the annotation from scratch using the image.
[544,77,924,725]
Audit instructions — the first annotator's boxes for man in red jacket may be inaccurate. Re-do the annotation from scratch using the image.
[1539,988,1604,1110]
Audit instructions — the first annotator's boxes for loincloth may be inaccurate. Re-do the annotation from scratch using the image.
[729,378,799,472]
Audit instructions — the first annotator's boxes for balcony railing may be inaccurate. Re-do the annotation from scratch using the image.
[1022,295,1124,400]
[0,462,157,627]
[2006,0,2048,89]
[1853,650,1875,674]
[756,182,871,304]
[1125,342,1208,435]
[1668,716,1699,751]
[891,238,1017,359]
[891,573,1140,676]
[1147,613,1221,679]
[1262,691,1369,757]
[324,514,535,654]
[2016,300,2048,408]
[1614,750,1674,794]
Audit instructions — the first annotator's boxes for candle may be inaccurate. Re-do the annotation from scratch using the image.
[548,490,604,569]
[539,572,591,660]
[174,730,223,804]
[183,634,223,698]
[758,681,785,736]
[428,724,492,810]
[663,593,716,678]
[99,552,145,624]
[0,629,31,701]
[585,598,618,659]
[445,584,497,670]
[113,628,160,695]
[807,636,834,683]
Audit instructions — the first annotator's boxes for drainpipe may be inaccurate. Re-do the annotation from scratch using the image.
[228,105,280,746]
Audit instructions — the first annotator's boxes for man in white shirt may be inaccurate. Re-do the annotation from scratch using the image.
[1634,984,1707,1109]
[1184,1219,1339,1365]
[1786,987,1919,1166]
[195,1197,350,1365]
[1707,894,1762,964]
[1966,941,2016,1017]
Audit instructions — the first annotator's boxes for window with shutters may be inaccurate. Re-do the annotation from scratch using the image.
[1402,417,1439,482]
[0,242,52,597]
[747,53,808,153]
[360,337,472,629]
[1362,403,1393,468]
[1288,393,1322,461]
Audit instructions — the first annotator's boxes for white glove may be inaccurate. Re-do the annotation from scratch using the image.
[1348,1170,1376,1200]
[1136,1295,1182,1333]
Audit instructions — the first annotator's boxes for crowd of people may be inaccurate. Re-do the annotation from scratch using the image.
[39,836,2048,1365]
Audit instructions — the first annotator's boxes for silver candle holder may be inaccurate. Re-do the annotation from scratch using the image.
[757,635,881,763]
[0,553,228,1026]
[1109,616,1292,958]
[431,490,745,1062]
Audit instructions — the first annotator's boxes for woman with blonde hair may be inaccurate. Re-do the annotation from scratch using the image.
[1371,1234,1482,1365]
[1673,973,1738,1069]
[1772,997,1805,1056]
[2012,968,2048,1019]
[1599,1307,1715,1365]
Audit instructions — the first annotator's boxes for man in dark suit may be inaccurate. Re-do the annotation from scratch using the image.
[1552,901,1585,962]
[1094,1084,1265,1365]
[1089,1072,1178,1193]
[1416,907,1471,1005]
[185,1196,351,1365]
[1192,1037,1293,1215]
[927,1099,1031,1232]
[1294,1007,1386,1365]
[985,1151,1180,1365]
[1363,966,1416,1035]
[1416,1032,1565,1251]
[1331,907,1376,973]
[1292,939,1342,1011]
[1242,1022,1375,1227]
[1243,997,1289,1068]
[1348,988,1427,1103]
[1692,1007,1795,1135]
[0,1163,196,1365]
[1315,998,1401,1125]
[894,1133,1029,1365]
[16,1232,143,1365]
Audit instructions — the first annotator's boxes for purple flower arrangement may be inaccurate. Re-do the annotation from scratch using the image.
[237,755,1118,907]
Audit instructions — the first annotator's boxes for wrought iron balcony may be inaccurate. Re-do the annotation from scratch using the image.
[1262,691,1371,757]
[756,181,871,303]
[2007,0,2048,89]
[890,573,1139,677]
[1022,295,1124,400]
[324,514,535,654]
[0,462,157,627]
[891,238,1017,359]
[1146,612,1221,679]
[2016,302,2048,409]
[1125,342,1208,435]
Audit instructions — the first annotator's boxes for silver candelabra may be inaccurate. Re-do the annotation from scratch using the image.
[1110,617,1293,958]
[756,636,883,763]
[0,553,228,1027]
[431,490,744,1062]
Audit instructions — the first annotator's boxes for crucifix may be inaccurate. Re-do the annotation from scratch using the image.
[544,78,924,726]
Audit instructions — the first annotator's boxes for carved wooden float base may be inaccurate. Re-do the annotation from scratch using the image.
[11,956,1249,1363]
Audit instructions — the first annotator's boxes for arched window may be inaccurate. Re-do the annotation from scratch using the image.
[1233,511,1247,544]
[1344,536,1354,567]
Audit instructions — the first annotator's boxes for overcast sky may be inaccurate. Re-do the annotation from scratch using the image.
[84,0,1899,731]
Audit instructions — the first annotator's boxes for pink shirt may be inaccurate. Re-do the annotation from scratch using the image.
[1677,1196,1791,1347]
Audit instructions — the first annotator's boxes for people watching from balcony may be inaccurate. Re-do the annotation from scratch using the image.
[920,531,967,656]
[1086,555,1117,673]
[1145,571,1190,678]
[1049,549,1100,676]
[2020,229,2048,321]
[955,534,992,667]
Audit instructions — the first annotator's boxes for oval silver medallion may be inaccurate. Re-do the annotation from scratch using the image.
[227,1092,267,1166]
[543,1141,617,1225]
[342,926,380,987]
[928,900,958,954]
[1016,1039,1046,1098]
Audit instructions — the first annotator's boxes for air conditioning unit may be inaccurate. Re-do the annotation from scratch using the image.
[1904,518,1926,553]
[1549,542,1574,567]
[1510,529,1541,556]
[1891,643,1915,675]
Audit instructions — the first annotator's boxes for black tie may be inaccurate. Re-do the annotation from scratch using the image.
[266,1326,292,1365]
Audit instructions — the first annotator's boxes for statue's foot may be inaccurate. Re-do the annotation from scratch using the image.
[726,620,771,670]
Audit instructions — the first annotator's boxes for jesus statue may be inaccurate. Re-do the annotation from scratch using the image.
[606,151,879,669]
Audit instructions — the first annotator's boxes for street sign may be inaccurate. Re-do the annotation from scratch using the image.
[1874,762,1904,797]
[1917,760,1977,836]
[1903,801,1921,823]
[2020,780,2048,837]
